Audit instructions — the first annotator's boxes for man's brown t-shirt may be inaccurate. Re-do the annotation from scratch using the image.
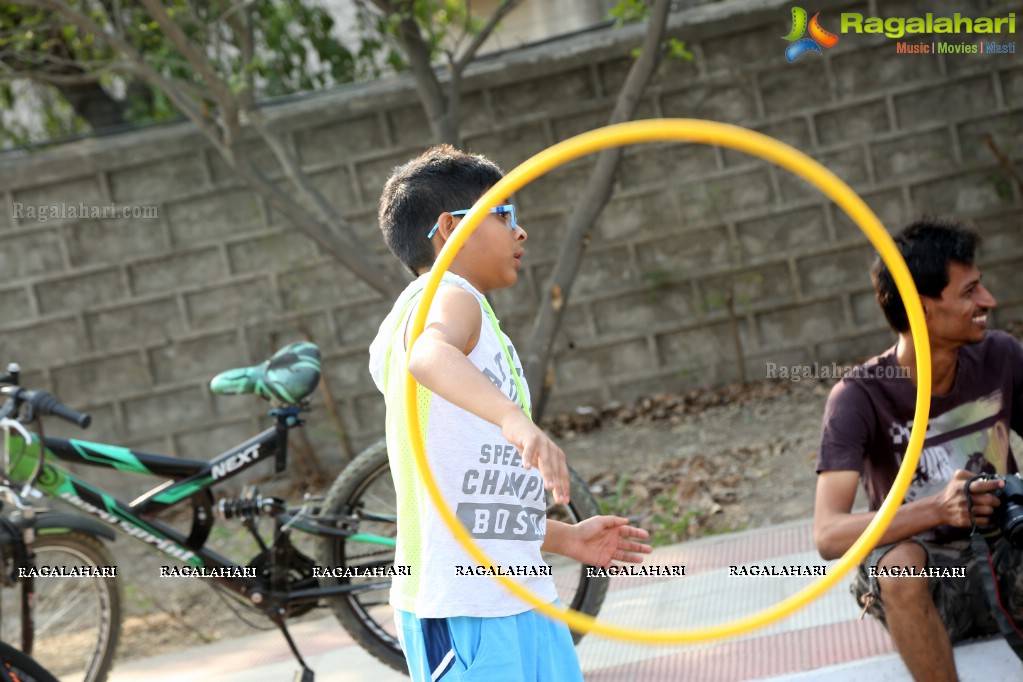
[817,330,1023,542]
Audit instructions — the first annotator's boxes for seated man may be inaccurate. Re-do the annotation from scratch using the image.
[814,217,1023,682]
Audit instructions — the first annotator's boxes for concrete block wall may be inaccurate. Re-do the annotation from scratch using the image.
[0,0,1020,484]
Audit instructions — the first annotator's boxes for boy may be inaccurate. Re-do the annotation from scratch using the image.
[369,144,651,681]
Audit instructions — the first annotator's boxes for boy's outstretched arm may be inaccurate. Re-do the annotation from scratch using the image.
[543,518,652,567]
[407,285,572,503]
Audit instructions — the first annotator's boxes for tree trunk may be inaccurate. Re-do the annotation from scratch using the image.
[525,0,673,421]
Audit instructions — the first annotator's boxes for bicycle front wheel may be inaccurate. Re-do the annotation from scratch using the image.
[0,532,121,682]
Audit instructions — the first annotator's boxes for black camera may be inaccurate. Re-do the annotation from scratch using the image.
[985,473,1023,548]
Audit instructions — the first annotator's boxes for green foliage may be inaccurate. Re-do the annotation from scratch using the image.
[666,37,693,61]
[0,81,88,146]
[650,498,700,546]
[250,0,381,96]
[608,0,649,27]
[609,0,693,62]
[353,0,500,73]
[416,0,486,50]
[0,0,515,148]
[0,0,390,148]
[0,83,32,146]
[596,475,637,517]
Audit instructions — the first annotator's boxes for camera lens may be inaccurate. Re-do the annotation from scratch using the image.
[1002,502,1023,548]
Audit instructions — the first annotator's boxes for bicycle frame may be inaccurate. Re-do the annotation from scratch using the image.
[2,410,396,611]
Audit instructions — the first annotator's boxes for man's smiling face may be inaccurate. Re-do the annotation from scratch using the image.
[923,261,997,348]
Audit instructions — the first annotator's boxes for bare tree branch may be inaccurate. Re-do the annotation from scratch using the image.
[220,0,256,108]
[525,0,673,419]
[983,133,1023,196]
[0,69,105,86]
[136,0,232,106]
[451,0,525,75]
[232,151,406,293]
[136,0,244,148]
[439,0,526,139]
[380,0,454,143]
[115,61,215,103]
[0,49,111,73]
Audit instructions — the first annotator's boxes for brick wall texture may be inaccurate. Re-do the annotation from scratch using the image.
[0,0,1020,481]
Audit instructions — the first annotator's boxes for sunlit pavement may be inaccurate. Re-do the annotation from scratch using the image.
[105,519,1023,681]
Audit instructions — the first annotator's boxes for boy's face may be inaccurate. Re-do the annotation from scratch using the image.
[923,261,996,348]
[436,202,527,293]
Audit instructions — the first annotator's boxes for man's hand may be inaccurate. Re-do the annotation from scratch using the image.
[934,468,1003,528]
[546,517,652,567]
[500,409,571,504]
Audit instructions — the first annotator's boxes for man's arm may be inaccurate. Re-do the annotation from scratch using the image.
[406,285,571,503]
[814,469,1005,560]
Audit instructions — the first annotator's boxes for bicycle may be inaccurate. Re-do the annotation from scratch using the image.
[0,342,607,681]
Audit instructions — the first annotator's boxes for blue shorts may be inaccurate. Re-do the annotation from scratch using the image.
[395,605,583,682]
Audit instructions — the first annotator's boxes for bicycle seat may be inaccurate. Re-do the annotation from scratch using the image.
[209,342,321,405]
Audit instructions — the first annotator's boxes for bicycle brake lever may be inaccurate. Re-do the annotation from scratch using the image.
[0,416,33,485]
[0,483,34,511]
[0,362,21,386]
[0,417,32,444]
[16,483,43,506]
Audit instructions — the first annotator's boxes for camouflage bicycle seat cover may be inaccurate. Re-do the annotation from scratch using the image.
[209,342,321,405]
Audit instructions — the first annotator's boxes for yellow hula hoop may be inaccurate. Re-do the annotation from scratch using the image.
[405,119,931,644]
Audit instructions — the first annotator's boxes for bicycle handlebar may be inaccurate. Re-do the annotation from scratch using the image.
[0,387,91,429]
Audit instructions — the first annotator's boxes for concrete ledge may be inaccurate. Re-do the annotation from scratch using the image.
[758,636,1023,682]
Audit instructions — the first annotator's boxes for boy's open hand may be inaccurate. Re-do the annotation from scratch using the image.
[501,410,571,504]
[562,516,652,568]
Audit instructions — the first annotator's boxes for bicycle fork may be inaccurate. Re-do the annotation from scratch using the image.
[0,501,37,658]
[17,507,33,659]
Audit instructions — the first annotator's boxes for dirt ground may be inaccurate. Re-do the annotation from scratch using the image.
[107,322,1023,665]
[553,379,830,541]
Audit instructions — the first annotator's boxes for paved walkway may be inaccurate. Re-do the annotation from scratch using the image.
[104,519,1023,681]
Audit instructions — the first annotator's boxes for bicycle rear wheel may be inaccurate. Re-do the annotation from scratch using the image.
[0,533,121,682]
[318,440,403,672]
[0,641,60,682]
[318,439,608,673]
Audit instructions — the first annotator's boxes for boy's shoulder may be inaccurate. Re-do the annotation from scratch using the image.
[428,275,485,317]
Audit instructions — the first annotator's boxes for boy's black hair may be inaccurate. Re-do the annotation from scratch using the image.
[378,144,504,274]
[871,217,981,333]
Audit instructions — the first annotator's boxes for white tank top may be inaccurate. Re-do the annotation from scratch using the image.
[373,273,558,618]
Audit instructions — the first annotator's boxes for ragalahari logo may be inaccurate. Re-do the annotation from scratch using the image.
[783,7,839,62]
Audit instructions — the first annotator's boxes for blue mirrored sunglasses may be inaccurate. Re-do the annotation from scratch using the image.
[428,204,517,239]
